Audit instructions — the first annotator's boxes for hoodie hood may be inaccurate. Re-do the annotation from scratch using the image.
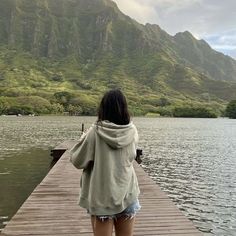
[94,121,137,149]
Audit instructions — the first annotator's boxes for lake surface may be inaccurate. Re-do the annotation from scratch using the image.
[0,116,236,235]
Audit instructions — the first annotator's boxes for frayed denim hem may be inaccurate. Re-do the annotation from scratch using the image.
[89,199,141,222]
[96,214,134,222]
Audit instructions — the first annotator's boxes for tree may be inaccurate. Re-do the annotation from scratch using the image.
[17,96,52,114]
[6,105,34,115]
[67,104,82,116]
[50,103,64,114]
[54,91,73,107]
[157,97,171,107]
[0,97,10,115]
[225,100,236,118]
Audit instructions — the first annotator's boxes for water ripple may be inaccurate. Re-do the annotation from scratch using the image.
[136,117,236,236]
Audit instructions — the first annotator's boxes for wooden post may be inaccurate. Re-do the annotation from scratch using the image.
[82,123,84,132]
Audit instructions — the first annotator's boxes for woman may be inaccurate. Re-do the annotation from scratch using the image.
[70,89,141,236]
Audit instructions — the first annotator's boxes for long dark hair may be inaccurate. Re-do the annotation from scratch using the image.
[97,89,130,125]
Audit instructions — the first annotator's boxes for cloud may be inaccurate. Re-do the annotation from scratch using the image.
[204,30,236,58]
[112,0,236,59]
[113,0,205,31]
[112,0,158,24]
[113,0,236,35]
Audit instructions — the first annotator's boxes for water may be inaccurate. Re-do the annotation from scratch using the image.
[0,116,95,231]
[0,116,236,235]
[137,118,236,236]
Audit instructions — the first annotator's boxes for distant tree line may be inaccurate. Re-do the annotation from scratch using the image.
[0,96,64,115]
[1,92,236,119]
[0,92,98,116]
[173,106,217,118]
[225,100,236,119]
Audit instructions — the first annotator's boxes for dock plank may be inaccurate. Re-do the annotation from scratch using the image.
[1,141,202,236]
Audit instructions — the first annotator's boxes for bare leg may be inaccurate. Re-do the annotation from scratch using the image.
[114,216,135,236]
[91,216,113,236]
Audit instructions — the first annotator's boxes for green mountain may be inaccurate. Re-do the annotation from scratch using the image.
[1,0,236,116]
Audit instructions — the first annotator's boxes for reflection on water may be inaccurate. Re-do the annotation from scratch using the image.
[0,148,51,230]
[0,116,236,235]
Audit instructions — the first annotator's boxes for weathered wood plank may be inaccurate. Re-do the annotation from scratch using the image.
[1,141,202,236]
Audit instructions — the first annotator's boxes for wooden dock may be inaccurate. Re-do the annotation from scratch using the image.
[1,141,203,236]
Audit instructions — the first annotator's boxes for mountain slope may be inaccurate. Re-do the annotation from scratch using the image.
[174,31,236,81]
[0,0,236,116]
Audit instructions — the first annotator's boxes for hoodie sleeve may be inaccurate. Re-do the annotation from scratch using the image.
[70,126,95,169]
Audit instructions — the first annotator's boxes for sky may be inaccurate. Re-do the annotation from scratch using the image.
[112,0,236,59]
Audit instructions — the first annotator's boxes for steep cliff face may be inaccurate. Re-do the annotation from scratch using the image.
[0,0,143,59]
[1,0,235,81]
[0,0,115,58]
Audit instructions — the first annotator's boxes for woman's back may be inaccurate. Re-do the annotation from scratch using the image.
[70,89,140,236]
[70,121,140,216]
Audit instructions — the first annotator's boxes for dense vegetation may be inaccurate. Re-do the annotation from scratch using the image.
[173,106,217,118]
[225,100,236,119]
[0,0,236,117]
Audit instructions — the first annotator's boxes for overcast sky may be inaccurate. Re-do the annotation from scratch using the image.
[112,0,236,59]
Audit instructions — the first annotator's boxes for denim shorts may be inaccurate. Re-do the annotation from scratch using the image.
[90,199,141,221]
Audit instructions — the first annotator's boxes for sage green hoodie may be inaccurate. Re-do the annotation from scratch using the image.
[70,121,140,216]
